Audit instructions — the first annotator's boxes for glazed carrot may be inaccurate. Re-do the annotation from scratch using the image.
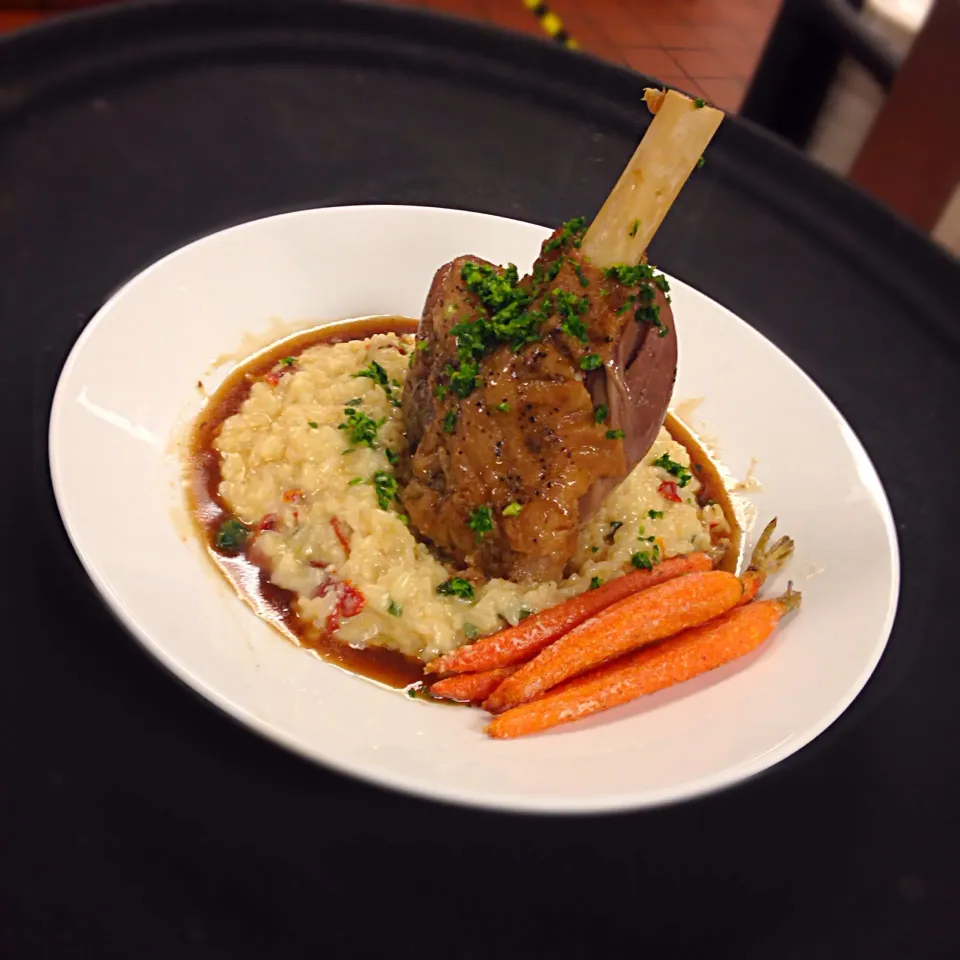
[738,518,794,606]
[487,587,802,738]
[484,569,744,714]
[424,553,712,676]
[430,665,521,703]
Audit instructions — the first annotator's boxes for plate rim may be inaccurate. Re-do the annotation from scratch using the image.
[48,203,902,814]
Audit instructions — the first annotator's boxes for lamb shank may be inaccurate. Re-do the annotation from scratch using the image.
[399,89,724,583]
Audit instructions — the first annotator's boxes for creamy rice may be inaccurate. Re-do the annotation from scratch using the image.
[214,333,725,661]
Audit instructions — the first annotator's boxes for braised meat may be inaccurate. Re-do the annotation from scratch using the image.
[399,219,676,583]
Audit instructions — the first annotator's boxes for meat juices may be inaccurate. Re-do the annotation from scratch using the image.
[399,223,677,583]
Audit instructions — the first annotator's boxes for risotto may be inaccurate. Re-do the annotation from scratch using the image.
[211,329,727,662]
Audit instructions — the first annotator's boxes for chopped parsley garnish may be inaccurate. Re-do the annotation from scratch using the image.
[354,360,402,406]
[594,404,608,424]
[573,262,590,288]
[517,606,533,621]
[561,315,589,342]
[606,429,625,440]
[415,340,430,352]
[630,551,654,571]
[214,518,250,552]
[372,470,398,510]
[628,219,640,238]
[348,476,365,486]
[496,401,510,413]
[279,356,296,367]
[466,505,494,541]
[696,155,705,169]
[339,407,384,448]
[307,420,318,428]
[442,410,457,434]
[556,290,590,342]
[652,452,693,487]
[434,384,448,400]
[447,235,595,398]
[589,576,603,590]
[437,578,475,601]
[387,599,403,617]
[694,97,706,108]
[502,502,523,517]
[543,216,587,253]
[385,448,399,465]
[447,358,480,398]
[463,623,479,640]
[580,354,603,371]
[604,262,657,286]
[648,509,665,520]
[354,360,390,389]
[635,302,662,327]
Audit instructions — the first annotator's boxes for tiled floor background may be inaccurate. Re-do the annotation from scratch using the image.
[0,0,782,112]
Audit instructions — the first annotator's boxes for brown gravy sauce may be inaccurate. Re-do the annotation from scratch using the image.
[186,316,741,691]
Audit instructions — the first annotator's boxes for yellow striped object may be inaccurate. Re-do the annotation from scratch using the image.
[522,0,580,49]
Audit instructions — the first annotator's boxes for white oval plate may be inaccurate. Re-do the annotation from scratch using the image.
[49,206,899,813]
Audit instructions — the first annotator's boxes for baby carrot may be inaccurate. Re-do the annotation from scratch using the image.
[484,569,744,714]
[487,587,801,739]
[424,553,713,676]
[738,518,794,606]
[429,665,521,703]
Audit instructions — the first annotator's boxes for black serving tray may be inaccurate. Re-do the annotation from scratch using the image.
[5,1,959,956]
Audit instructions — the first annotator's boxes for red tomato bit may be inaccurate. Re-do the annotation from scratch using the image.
[330,516,351,555]
[257,513,278,533]
[658,480,683,503]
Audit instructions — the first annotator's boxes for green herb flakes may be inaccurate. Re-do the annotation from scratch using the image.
[594,404,608,424]
[467,505,494,541]
[437,578,475,601]
[580,354,603,371]
[372,470,398,510]
[339,407,384,448]
[589,576,603,590]
[502,502,523,517]
[442,410,457,434]
[652,452,693,487]
[543,216,587,253]
[214,518,249,552]
[606,429,625,440]
[387,599,402,617]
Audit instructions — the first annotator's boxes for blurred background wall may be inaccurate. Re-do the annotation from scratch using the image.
[2,0,956,256]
